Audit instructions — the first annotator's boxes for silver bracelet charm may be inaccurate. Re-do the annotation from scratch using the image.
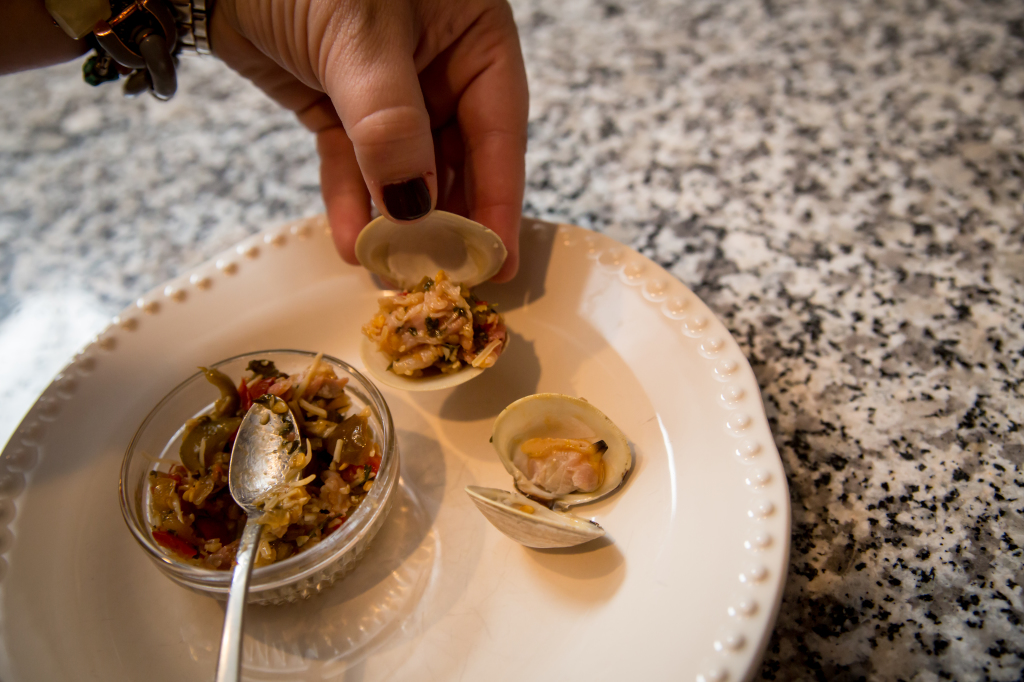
[170,0,214,56]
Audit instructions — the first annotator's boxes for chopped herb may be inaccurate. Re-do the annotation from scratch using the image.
[425,316,441,337]
[453,306,467,318]
[440,343,460,362]
[412,276,434,292]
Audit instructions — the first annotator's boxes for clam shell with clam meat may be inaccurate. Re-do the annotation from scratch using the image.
[466,393,633,548]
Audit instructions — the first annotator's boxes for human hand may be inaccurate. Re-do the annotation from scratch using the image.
[210,0,529,281]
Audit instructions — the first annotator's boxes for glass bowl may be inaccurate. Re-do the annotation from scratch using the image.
[119,349,398,605]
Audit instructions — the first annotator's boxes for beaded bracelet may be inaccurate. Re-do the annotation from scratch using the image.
[45,0,214,101]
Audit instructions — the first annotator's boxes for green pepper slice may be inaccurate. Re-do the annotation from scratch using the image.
[179,415,242,472]
[200,366,240,418]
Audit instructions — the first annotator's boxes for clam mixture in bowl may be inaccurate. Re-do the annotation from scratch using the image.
[120,350,398,604]
[356,211,510,391]
[148,354,380,569]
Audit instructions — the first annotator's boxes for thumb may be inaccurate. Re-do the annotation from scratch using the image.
[320,7,436,222]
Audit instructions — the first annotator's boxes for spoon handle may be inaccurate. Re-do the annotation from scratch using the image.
[215,518,263,682]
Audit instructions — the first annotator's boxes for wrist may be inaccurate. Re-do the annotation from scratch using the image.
[0,0,89,75]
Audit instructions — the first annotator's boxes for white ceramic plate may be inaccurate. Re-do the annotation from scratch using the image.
[0,216,789,682]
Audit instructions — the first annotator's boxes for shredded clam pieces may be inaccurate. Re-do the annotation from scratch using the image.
[148,354,381,569]
[362,270,508,376]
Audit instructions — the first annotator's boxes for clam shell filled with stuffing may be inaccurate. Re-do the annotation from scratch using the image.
[357,211,509,391]
[466,393,633,549]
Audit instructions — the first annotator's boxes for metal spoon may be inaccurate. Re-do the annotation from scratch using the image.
[214,394,301,682]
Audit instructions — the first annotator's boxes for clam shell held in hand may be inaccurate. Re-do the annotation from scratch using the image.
[466,393,633,548]
[356,210,509,392]
[355,210,507,290]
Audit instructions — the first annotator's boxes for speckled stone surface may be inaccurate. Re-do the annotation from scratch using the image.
[1,0,1023,679]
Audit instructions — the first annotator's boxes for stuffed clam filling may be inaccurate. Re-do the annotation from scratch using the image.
[362,270,507,377]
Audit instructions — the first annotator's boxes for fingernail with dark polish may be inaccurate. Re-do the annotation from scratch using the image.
[382,177,431,220]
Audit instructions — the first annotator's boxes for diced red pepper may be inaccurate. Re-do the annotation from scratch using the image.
[152,530,198,558]
[247,377,276,402]
[368,454,382,475]
[340,465,361,483]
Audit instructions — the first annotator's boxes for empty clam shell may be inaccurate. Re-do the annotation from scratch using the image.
[465,486,605,548]
[355,211,507,291]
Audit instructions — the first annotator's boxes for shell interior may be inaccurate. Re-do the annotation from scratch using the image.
[354,211,507,290]
[465,486,604,549]
[491,393,632,506]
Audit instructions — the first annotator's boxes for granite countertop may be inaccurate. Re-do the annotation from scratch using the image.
[1,0,1022,679]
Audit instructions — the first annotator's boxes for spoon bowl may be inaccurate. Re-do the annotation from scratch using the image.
[229,394,303,511]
